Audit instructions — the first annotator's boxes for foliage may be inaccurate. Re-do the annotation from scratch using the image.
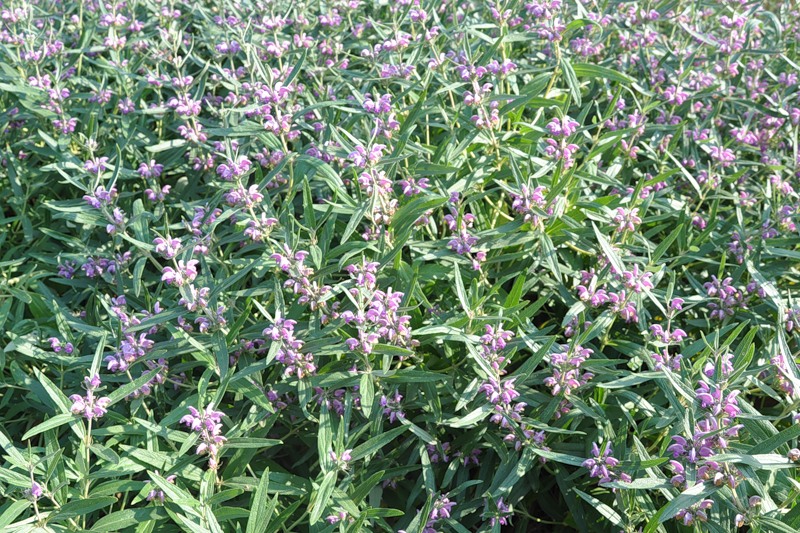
[1,0,800,531]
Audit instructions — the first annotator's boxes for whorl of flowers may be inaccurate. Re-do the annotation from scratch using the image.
[69,374,111,420]
[180,405,227,469]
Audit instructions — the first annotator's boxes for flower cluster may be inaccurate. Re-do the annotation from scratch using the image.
[676,499,714,527]
[272,246,332,313]
[582,442,631,485]
[479,324,515,372]
[544,116,580,168]
[544,343,594,417]
[263,318,316,378]
[703,276,746,321]
[341,268,417,356]
[424,495,456,533]
[444,194,486,270]
[380,389,405,423]
[510,185,552,228]
[69,375,111,420]
[180,405,227,469]
[575,266,649,324]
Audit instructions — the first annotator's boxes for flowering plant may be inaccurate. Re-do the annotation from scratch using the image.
[1,0,800,531]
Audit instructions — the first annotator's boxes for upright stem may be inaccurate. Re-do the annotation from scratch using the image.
[82,418,93,528]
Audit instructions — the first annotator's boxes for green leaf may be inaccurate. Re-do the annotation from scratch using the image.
[530,448,586,467]
[574,488,624,527]
[560,57,581,106]
[603,478,671,490]
[34,369,85,440]
[360,372,375,419]
[756,517,800,533]
[571,63,634,84]
[318,403,333,472]
[643,482,719,533]
[444,404,492,428]
[21,413,75,441]
[490,446,537,495]
[225,438,282,449]
[593,222,625,274]
[146,139,187,152]
[652,223,682,263]
[362,508,405,518]
[350,470,385,504]
[0,500,30,529]
[214,330,230,380]
[90,443,120,465]
[710,453,794,470]
[748,422,800,454]
[150,472,202,518]
[400,419,436,445]
[284,48,307,87]
[106,367,162,406]
[91,507,169,531]
[453,265,470,315]
[351,425,407,461]
[309,470,337,524]
[246,468,276,533]
[341,201,370,244]
[49,496,117,522]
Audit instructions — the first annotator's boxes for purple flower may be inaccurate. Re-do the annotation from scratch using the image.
[581,442,631,485]
[609,291,638,323]
[621,265,654,293]
[426,442,451,464]
[544,344,594,398]
[326,511,349,524]
[161,259,199,286]
[653,348,682,372]
[667,434,713,464]
[104,331,154,373]
[29,481,44,500]
[180,405,228,469]
[83,156,110,175]
[57,260,78,279]
[479,378,520,406]
[263,318,316,378]
[83,186,117,208]
[69,374,111,420]
[127,359,169,399]
[154,237,181,259]
[216,156,252,180]
[676,499,713,526]
[138,160,164,178]
[363,93,392,114]
[223,184,264,207]
[329,449,353,470]
[545,116,580,137]
[345,261,380,289]
[380,390,405,423]
[703,276,746,320]
[146,472,176,502]
[650,324,687,344]
[48,337,74,353]
[613,207,641,232]
[167,95,202,117]
[489,497,512,527]
[425,494,456,530]
[510,185,550,227]
[479,324,514,371]
[244,214,278,242]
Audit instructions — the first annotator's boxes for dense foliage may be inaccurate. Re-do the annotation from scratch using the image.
[2,0,800,531]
